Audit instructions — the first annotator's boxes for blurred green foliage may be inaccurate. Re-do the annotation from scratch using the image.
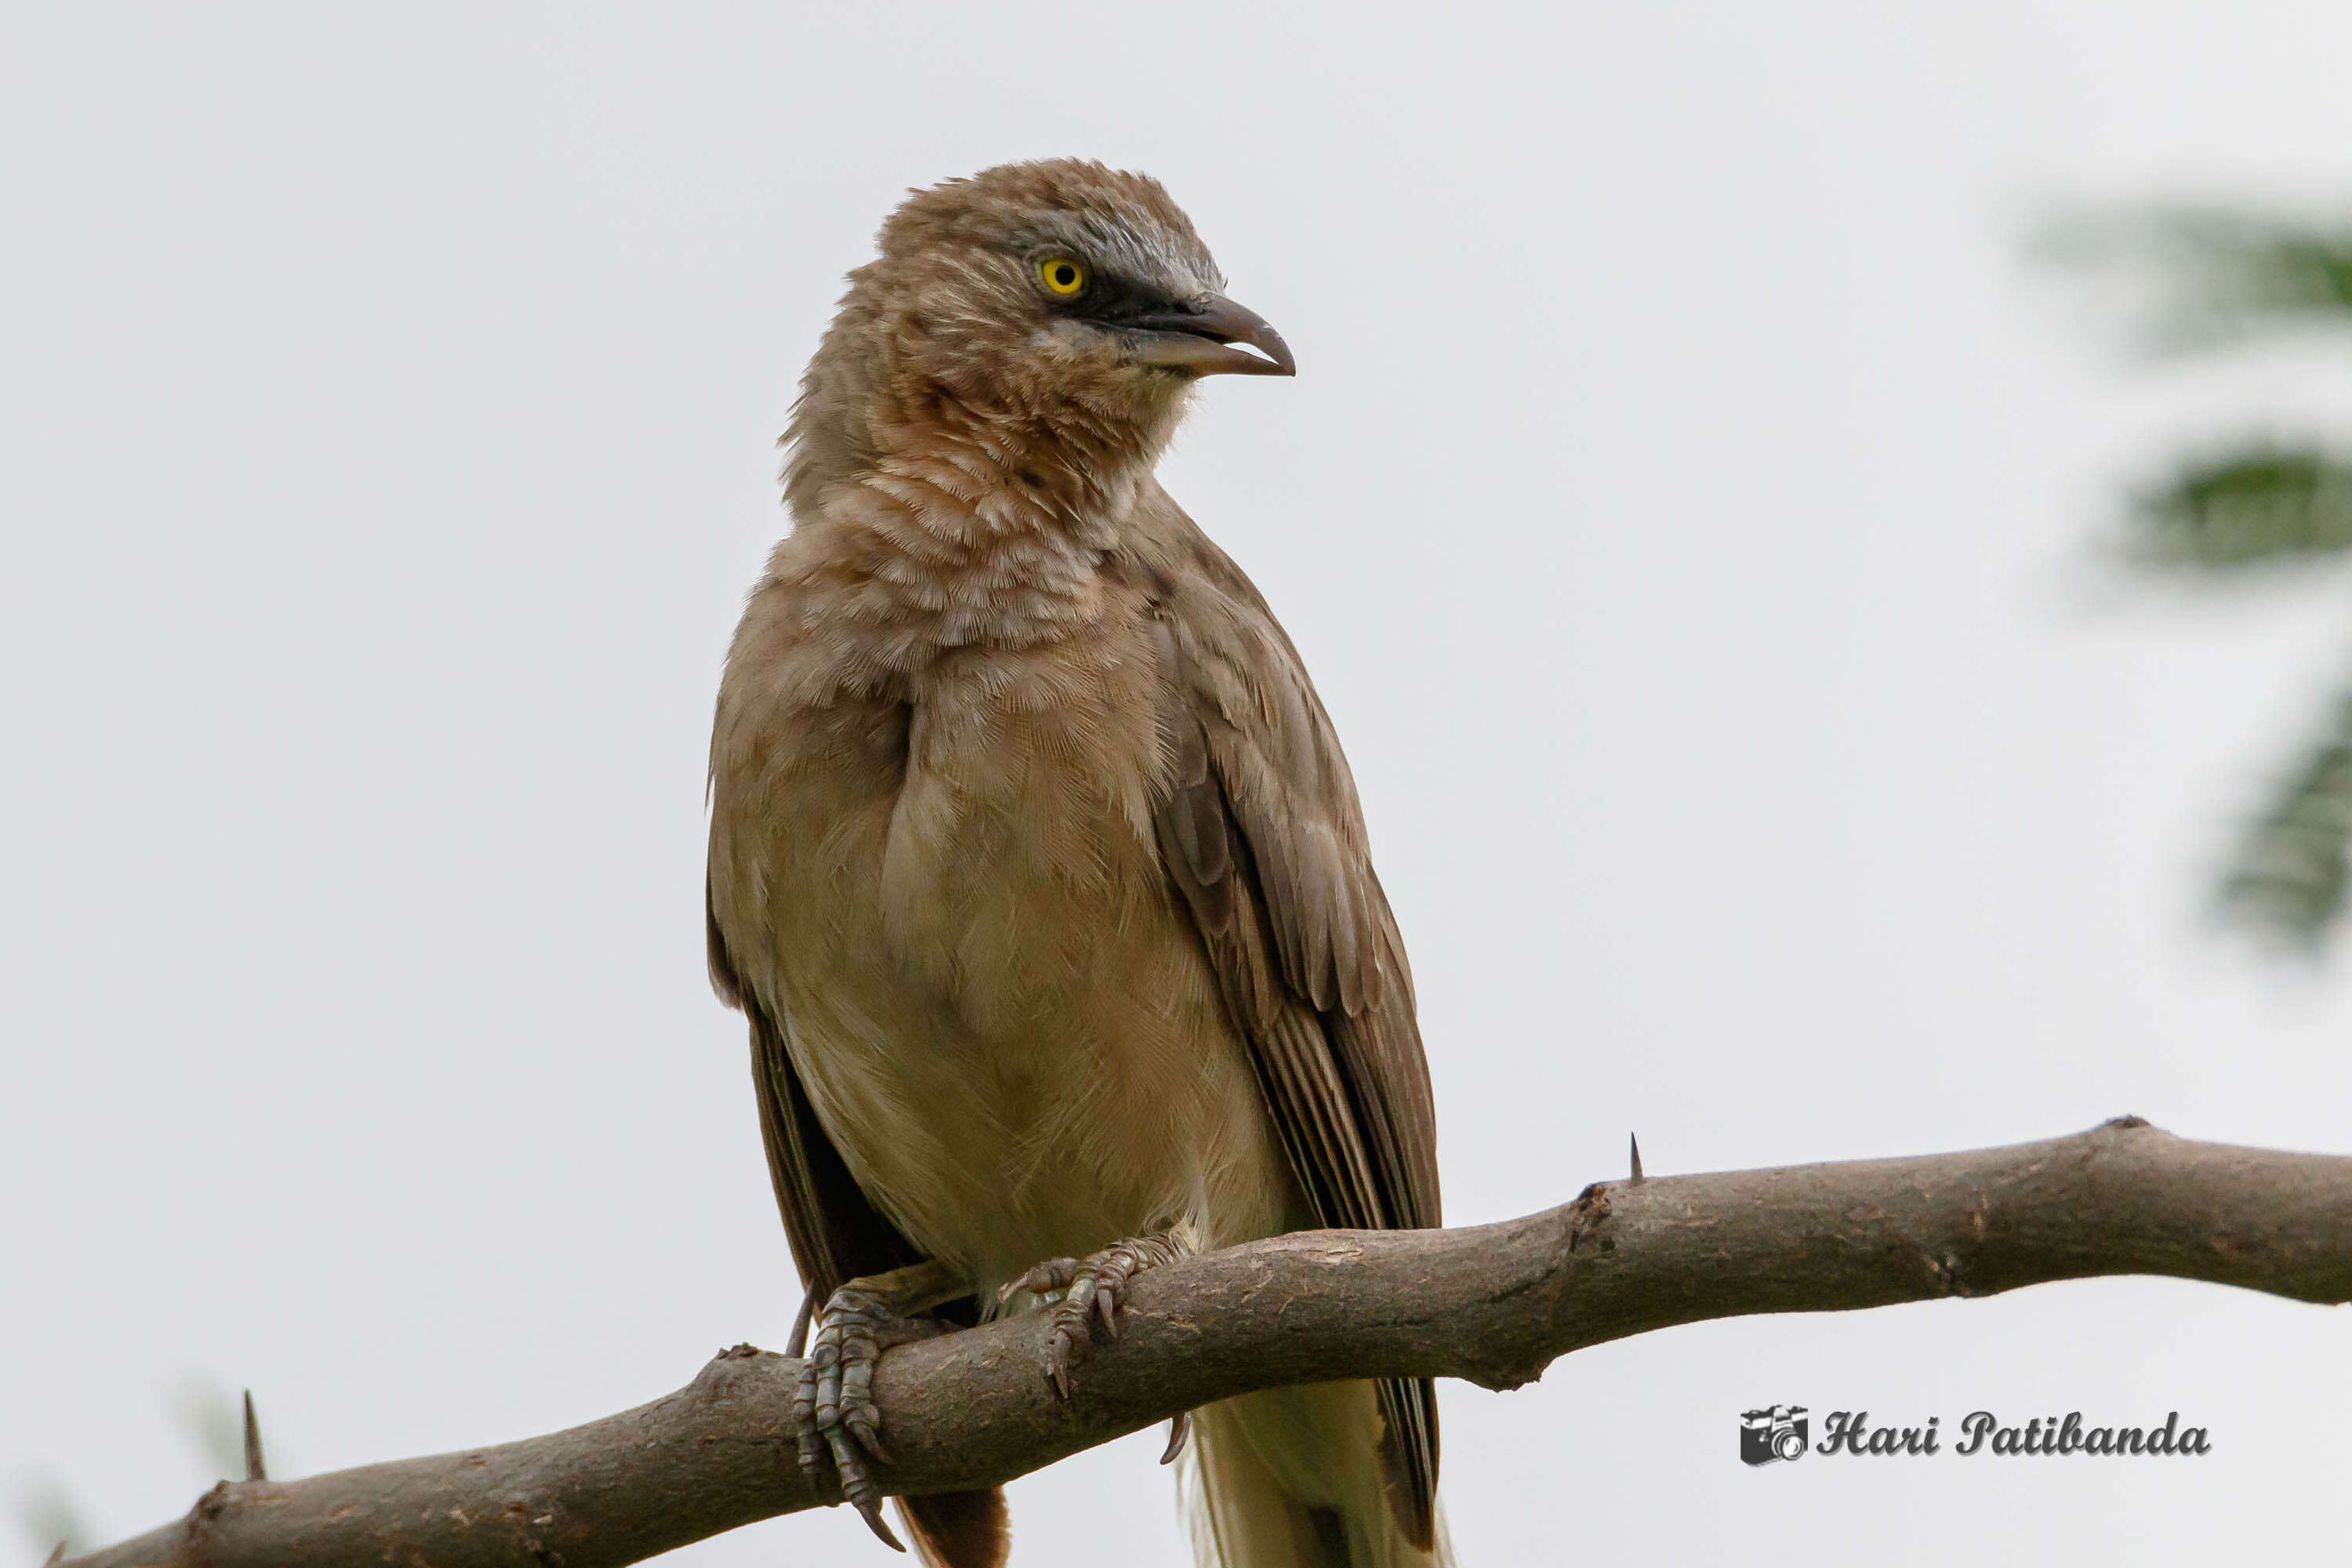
[2134,451,2352,569]
[2046,205,2352,947]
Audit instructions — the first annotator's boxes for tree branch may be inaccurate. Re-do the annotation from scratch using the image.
[61,1118,2352,1568]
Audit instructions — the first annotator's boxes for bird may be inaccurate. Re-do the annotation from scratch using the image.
[705,159,1445,1568]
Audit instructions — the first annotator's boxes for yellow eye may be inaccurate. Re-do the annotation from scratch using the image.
[1040,256,1086,296]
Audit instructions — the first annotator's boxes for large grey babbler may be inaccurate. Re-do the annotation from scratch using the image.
[706,160,1446,1568]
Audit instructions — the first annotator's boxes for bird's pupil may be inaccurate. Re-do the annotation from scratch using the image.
[1054,265,1074,285]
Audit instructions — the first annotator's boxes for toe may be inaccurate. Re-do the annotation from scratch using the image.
[840,1356,889,1462]
[1001,1257,1080,1303]
[792,1352,833,1494]
[812,1338,847,1446]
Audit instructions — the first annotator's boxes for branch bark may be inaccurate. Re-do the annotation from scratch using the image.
[62,1118,2352,1568]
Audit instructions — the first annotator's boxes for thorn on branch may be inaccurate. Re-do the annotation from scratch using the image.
[1628,1133,1644,1185]
[242,1390,267,1483]
[45,1544,66,1568]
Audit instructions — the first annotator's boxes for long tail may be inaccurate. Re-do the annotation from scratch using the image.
[1184,1383,1451,1568]
[898,1489,1010,1568]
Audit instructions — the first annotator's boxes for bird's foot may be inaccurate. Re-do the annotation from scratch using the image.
[999,1232,1185,1399]
[793,1269,959,1552]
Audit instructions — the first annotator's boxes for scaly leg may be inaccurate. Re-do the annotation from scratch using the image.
[999,1231,1187,1399]
[796,1258,968,1550]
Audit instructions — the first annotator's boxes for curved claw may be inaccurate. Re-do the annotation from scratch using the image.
[861,1508,906,1552]
[831,1421,904,1552]
[1094,1280,1121,1338]
[1160,1409,1192,1465]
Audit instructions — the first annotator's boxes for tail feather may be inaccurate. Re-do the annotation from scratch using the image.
[1183,1384,1450,1568]
[899,1488,1010,1568]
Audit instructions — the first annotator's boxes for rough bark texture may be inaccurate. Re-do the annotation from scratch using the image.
[60,1119,2352,1568]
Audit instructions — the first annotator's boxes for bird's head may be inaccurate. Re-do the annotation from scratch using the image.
[788,160,1292,509]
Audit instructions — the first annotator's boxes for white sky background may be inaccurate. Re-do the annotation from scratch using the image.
[6,2,2352,1562]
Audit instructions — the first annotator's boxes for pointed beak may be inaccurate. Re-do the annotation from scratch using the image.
[1120,292,1297,377]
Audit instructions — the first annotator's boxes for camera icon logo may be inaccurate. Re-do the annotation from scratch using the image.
[1740,1405,1809,1465]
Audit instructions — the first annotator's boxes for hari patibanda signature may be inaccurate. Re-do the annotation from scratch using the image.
[1817,1410,2212,1457]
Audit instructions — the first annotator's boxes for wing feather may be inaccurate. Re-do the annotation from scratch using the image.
[1141,501,1443,1548]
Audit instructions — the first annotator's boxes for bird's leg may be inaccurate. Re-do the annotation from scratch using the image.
[795,1257,967,1552]
[998,1231,1188,1399]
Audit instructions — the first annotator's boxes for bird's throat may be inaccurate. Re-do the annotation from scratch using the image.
[815,437,1142,651]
